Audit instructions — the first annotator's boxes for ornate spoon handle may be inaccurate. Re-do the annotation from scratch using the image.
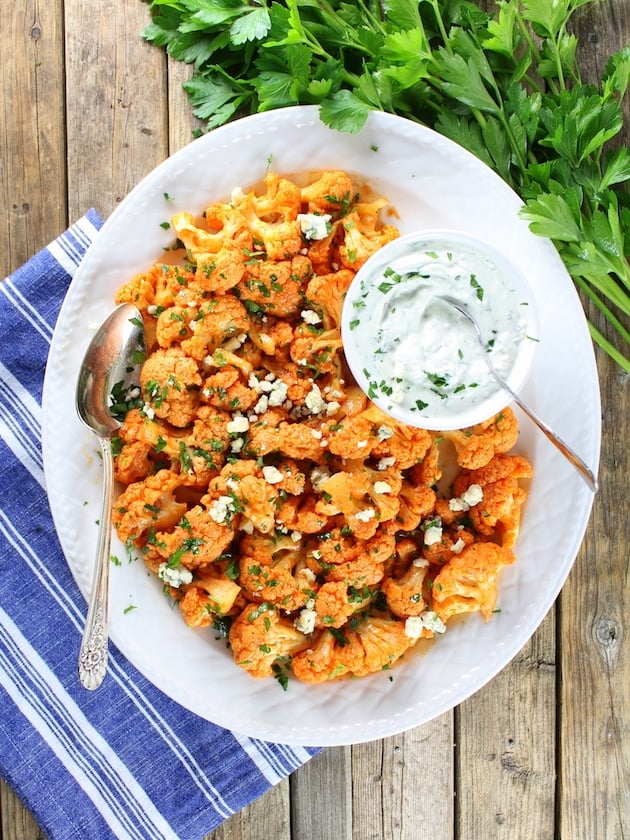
[78,436,113,689]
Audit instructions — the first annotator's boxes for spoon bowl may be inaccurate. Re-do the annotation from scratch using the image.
[75,303,145,688]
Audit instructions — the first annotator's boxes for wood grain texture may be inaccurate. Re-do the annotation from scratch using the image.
[456,613,557,839]
[0,0,66,278]
[558,4,630,839]
[63,0,168,221]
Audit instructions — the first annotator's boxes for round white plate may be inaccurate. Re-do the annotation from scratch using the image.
[42,106,600,746]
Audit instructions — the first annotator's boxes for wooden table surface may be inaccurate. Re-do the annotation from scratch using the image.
[1,2,628,838]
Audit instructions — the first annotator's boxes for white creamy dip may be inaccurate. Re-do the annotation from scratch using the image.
[341,231,538,430]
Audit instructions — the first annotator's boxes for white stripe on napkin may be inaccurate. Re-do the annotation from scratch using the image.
[0,507,235,821]
[47,215,100,276]
[231,732,313,785]
[0,278,54,342]
[0,608,177,840]
[0,362,44,485]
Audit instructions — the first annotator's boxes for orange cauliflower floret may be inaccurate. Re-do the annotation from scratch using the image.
[291,616,412,683]
[300,170,355,216]
[201,367,258,413]
[316,462,402,539]
[431,542,516,621]
[290,325,343,378]
[238,532,314,611]
[229,603,310,678]
[113,440,153,484]
[180,296,250,361]
[248,418,328,462]
[238,254,312,318]
[275,494,329,534]
[113,469,187,546]
[237,196,302,260]
[396,478,437,531]
[155,305,197,348]
[382,553,429,619]
[305,269,354,329]
[141,347,202,428]
[312,580,370,629]
[115,263,197,315]
[170,209,252,288]
[370,414,433,470]
[178,572,241,627]
[453,453,532,547]
[309,525,395,587]
[153,502,236,569]
[250,172,302,221]
[442,408,520,470]
[338,209,399,270]
[207,462,280,535]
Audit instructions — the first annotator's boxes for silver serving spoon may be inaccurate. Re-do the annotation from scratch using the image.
[440,295,598,493]
[75,303,145,689]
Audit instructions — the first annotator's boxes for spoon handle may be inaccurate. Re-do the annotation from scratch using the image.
[78,436,113,689]
[498,375,598,493]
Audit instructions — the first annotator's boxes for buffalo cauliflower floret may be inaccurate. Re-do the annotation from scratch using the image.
[308,525,396,588]
[249,172,302,221]
[179,296,250,361]
[453,453,533,547]
[238,254,312,318]
[170,210,252,287]
[316,462,402,539]
[238,532,314,611]
[229,603,310,678]
[113,469,187,546]
[291,615,412,683]
[312,581,369,629]
[113,440,153,484]
[201,367,258,413]
[442,408,520,470]
[338,209,399,270]
[300,170,355,216]
[178,572,241,627]
[207,463,280,535]
[153,502,236,569]
[431,542,516,621]
[370,415,433,470]
[141,347,202,428]
[247,417,329,462]
[290,325,343,378]
[382,555,429,618]
[305,269,355,329]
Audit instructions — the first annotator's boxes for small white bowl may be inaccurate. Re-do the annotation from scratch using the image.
[341,229,539,431]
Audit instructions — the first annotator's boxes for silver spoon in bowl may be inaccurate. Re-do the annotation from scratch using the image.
[440,295,598,493]
[75,303,145,689]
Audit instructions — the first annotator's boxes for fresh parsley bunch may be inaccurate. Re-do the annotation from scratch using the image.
[142,0,630,369]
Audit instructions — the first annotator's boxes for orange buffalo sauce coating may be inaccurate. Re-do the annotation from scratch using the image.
[111,170,532,686]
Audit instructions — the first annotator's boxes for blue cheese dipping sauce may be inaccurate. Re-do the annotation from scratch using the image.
[341,230,539,431]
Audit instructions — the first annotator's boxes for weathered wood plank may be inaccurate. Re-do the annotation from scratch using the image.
[351,717,454,840]
[0,0,66,277]
[290,747,352,840]
[64,0,168,222]
[168,57,205,154]
[557,3,630,838]
[204,779,291,840]
[456,613,557,838]
[0,786,45,840]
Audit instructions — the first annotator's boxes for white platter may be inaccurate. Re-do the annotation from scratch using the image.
[42,106,600,746]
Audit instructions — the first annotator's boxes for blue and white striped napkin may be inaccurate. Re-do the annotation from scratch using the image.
[0,211,319,840]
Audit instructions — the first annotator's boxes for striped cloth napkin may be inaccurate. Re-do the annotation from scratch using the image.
[0,211,319,840]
